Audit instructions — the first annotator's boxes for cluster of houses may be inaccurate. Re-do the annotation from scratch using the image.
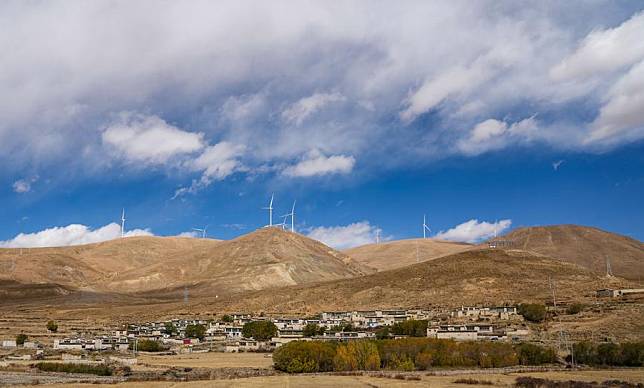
[1,306,528,354]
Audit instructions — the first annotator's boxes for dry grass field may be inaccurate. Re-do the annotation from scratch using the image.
[32,368,644,387]
[136,352,274,370]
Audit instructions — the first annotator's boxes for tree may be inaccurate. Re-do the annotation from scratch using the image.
[303,323,322,337]
[242,321,278,341]
[46,320,58,333]
[375,327,390,340]
[185,324,206,340]
[16,333,28,346]
[130,339,162,352]
[164,321,176,335]
[518,304,546,323]
[221,315,234,323]
[391,320,428,337]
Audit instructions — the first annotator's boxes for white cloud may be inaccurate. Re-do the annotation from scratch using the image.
[457,117,538,156]
[177,231,199,238]
[551,12,644,80]
[1,2,643,184]
[435,219,511,243]
[0,223,152,248]
[283,150,355,177]
[401,63,493,122]
[12,177,38,193]
[102,113,204,165]
[173,142,245,198]
[306,221,381,249]
[586,60,644,145]
[282,92,346,125]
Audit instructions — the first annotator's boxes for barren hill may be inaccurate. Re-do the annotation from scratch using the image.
[0,236,222,289]
[345,238,473,271]
[489,225,644,280]
[198,249,636,314]
[0,228,368,296]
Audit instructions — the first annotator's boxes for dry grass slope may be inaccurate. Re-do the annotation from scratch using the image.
[198,248,637,313]
[490,225,644,280]
[345,238,473,272]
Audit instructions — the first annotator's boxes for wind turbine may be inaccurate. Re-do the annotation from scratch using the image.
[192,225,208,238]
[376,229,381,244]
[422,215,431,239]
[281,200,296,233]
[120,209,126,238]
[262,194,274,227]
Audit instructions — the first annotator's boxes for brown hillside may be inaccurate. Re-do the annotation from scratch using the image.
[0,236,222,289]
[197,249,636,314]
[129,227,370,295]
[345,238,473,271]
[0,228,368,295]
[489,225,644,280]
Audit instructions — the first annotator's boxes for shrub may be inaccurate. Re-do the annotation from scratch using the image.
[242,321,278,341]
[35,362,113,376]
[454,378,493,385]
[185,324,206,340]
[46,320,58,333]
[596,342,620,366]
[518,304,547,323]
[131,339,162,352]
[566,303,585,315]
[273,341,336,373]
[16,334,28,346]
[221,315,234,323]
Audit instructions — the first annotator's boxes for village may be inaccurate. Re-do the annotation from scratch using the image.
[0,305,531,359]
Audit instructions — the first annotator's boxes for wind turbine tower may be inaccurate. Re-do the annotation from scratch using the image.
[192,226,207,238]
[120,209,126,238]
[262,194,274,227]
[376,229,381,244]
[290,200,296,233]
[422,215,431,239]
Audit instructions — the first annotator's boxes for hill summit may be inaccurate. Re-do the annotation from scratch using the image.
[489,225,643,280]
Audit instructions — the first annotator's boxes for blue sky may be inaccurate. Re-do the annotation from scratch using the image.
[1,1,643,248]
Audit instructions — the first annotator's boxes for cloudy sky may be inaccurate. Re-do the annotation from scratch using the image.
[1,1,643,248]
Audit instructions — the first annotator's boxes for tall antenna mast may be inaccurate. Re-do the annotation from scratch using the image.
[120,209,126,238]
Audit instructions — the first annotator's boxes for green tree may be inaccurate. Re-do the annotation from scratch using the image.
[16,333,28,346]
[391,320,428,337]
[46,320,58,333]
[375,327,390,340]
[221,315,234,323]
[185,324,206,340]
[518,304,547,323]
[596,342,620,365]
[242,321,278,341]
[130,339,162,352]
[303,323,322,337]
[164,322,176,335]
